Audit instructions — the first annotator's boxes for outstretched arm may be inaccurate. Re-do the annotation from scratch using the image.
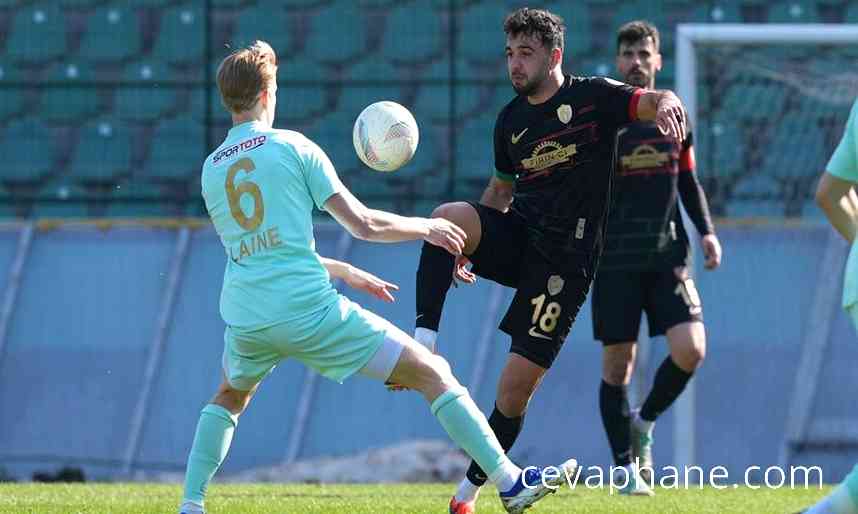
[320,257,399,303]
[324,188,467,255]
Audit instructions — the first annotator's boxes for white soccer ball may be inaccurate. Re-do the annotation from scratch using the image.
[353,101,419,172]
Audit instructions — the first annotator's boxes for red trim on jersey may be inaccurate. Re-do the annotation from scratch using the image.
[679,145,696,172]
[628,89,644,121]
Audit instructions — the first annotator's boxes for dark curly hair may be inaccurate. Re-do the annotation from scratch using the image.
[503,8,565,52]
[616,20,660,54]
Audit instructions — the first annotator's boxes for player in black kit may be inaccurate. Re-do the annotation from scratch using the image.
[406,9,691,513]
[592,21,722,496]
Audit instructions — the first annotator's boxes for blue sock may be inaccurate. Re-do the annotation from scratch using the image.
[431,389,520,491]
[181,404,238,508]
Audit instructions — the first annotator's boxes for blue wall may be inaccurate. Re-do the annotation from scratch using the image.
[1,221,855,482]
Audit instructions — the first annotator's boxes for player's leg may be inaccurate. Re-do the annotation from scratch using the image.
[375,320,577,513]
[288,296,575,512]
[414,202,483,349]
[454,257,588,510]
[415,202,525,351]
[632,268,705,483]
[803,464,858,514]
[180,327,279,514]
[591,270,650,493]
[452,353,546,511]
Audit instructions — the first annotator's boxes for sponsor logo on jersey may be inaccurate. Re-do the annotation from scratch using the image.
[213,135,267,165]
[621,144,670,170]
[522,140,577,171]
[511,127,529,144]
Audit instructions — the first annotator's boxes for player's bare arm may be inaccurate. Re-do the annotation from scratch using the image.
[320,257,399,303]
[816,171,858,242]
[479,176,514,213]
[636,89,687,142]
[325,188,467,255]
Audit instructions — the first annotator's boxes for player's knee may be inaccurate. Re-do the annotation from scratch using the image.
[496,375,539,416]
[426,353,458,389]
[603,359,633,385]
[213,383,255,416]
[672,338,705,372]
[431,202,459,220]
[602,344,635,385]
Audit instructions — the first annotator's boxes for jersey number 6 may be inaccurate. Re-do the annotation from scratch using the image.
[226,157,265,231]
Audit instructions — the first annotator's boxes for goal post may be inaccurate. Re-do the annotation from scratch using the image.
[672,24,858,476]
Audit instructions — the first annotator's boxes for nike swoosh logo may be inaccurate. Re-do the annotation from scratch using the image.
[528,327,552,340]
[511,128,528,144]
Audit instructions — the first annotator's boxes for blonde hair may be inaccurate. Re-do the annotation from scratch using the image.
[216,40,278,114]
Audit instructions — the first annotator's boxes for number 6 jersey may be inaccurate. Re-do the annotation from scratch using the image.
[201,121,345,330]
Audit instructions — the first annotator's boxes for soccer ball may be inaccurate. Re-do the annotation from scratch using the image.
[353,101,419,172]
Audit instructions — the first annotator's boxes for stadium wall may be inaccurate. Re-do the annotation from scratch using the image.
[0,220,855,483]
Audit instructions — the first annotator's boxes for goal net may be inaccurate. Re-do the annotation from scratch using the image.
[677,24,858,220]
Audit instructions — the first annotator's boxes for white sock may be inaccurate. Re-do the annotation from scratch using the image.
[455,477,482,503]
[634,412,655,436]
[414,327,437,352]
[488,459,520,493]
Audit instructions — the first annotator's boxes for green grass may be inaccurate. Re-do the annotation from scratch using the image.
[0,483,830,513]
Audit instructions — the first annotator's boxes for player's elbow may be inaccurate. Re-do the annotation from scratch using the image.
[814,180,835,211]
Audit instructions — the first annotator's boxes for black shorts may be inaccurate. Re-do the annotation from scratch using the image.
[466,202,592,369]
[591,266,704,345]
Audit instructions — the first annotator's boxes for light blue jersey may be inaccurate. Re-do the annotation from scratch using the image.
[827,99,858,311]
[202,121,345,330]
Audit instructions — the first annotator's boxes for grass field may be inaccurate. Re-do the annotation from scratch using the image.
[0,483,828,514]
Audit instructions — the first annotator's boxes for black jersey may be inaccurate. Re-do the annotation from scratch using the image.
[493,75,642,272]
[600,120,715,271]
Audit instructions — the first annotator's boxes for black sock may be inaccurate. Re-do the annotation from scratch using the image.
[600,380,632,467]
[640,357,693,422]
[465,405,525,486]
[415,242,455,331]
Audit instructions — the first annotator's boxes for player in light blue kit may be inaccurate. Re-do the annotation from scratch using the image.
[800,98,858,514]
[178,41,576,514]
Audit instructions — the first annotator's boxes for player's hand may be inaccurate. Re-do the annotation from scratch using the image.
[343,266,399,302]
[452,255,477,286]
[655,95,687,143]
[425,218,467,256]
[701,234,722,270]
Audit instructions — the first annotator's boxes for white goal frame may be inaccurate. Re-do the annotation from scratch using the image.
[673,24,858,475]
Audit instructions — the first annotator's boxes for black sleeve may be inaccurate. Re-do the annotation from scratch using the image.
[677,141,715,236]
[493,104,516,182]
[590,77,642,132]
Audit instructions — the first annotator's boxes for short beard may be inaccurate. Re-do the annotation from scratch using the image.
[512,77,541,96]
[512,64,550,97]
[624,72,649,88]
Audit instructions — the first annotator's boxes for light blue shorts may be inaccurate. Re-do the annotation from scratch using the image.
[222,294,405,390]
